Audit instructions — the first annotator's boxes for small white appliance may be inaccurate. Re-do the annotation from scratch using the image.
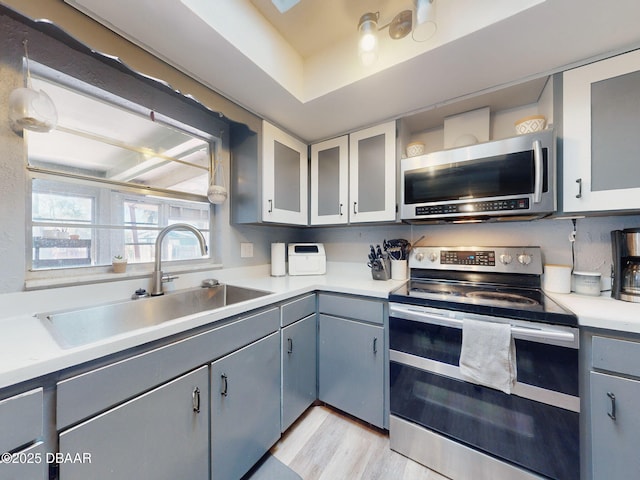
[288,243,326,276]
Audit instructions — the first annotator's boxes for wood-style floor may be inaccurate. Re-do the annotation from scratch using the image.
[270,405,450,480]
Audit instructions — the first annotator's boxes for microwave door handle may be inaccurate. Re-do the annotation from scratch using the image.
[533,140,543,204]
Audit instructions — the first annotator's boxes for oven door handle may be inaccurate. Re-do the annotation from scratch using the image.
[533,139,543,204]
[390,305,577,345]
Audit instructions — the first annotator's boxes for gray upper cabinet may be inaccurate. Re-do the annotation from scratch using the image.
[348,121,396,223]
[563,48,640,213]
[310,135,349,225]
[211,332,281,480]
[58,366,209,480]
[310,122,397,225]
[231,120,308,225]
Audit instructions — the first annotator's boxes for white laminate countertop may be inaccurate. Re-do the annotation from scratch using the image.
[546,290,640,335]
[0,262,405,390]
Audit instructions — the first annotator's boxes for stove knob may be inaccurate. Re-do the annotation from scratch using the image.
[518,253,532,265]
[428,252,438,262]
[499,254,513,264]
[415,252,424,262]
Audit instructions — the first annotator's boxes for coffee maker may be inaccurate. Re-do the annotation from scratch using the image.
[612,228,640,302]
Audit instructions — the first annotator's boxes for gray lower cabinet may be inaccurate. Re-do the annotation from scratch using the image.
[590,335,640,479]
[281,314,317,431]
[211,332,281,480]
[590,372,640,479]
[318,314,384,427]
[0,387,47,480]
[58,366,209,480]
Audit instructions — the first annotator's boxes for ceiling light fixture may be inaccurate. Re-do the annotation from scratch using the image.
[358,0,437,65]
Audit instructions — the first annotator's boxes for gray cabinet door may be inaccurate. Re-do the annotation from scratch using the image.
[211,332,281,480]
[318,314,384,427]
[0,441,48,480]
[591,371,640,479]
[282,314,317,431]
[58,366,209,480]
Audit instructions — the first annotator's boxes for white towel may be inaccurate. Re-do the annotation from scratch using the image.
[459,318,517,394]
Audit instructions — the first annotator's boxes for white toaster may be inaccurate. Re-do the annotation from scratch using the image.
[288,243,326,276]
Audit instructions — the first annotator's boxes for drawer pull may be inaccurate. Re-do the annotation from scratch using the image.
[221,373,228,397]
[192,387,201,413]
[607,391,616,420]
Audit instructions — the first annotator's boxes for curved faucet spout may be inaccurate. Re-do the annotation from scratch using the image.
[151,223,208,296]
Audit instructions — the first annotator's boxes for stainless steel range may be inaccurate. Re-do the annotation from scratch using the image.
[388,246,579,480]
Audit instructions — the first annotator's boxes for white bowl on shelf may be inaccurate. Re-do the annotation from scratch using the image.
[515,115,546,135]
[406,142,425,157]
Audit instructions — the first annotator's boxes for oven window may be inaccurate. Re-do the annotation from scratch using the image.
[390,363,579,480]
[389,317,578,396]
[404,149,548,204]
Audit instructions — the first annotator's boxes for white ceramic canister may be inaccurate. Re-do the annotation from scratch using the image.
[573,271,602,296]
[271,242,286,277]
[391,259,408,280]
[543,264,572,294]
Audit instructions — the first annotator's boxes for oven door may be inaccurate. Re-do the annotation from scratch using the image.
[389,303,579,480]
[400,130,555,221]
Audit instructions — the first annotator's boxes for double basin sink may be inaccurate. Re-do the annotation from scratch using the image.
[37,283,270,349]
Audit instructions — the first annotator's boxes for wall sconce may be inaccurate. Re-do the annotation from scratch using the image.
[358,12,380,66]
[358,0,437,65]
[8,40,58,134]
[413,0,437,42]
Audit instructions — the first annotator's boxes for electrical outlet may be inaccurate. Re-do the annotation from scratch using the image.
[240,242,254,258]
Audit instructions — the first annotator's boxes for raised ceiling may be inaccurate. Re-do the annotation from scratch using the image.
[63,0,640,143]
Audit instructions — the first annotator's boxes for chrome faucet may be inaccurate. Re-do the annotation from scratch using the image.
[151,223,208,296]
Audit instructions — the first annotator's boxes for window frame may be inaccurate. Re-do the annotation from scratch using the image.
[24,62,221,284]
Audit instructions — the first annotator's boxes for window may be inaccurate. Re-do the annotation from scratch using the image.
[26,64,217,271]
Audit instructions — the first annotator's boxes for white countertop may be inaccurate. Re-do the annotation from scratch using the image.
[0,262,405,390]
[547,290,640,335]
[3,261,640,391]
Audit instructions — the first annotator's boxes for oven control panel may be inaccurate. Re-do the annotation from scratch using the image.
[410,246,542,275]
[441,250,495,266]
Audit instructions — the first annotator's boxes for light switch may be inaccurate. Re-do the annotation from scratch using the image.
[240,242,254,258]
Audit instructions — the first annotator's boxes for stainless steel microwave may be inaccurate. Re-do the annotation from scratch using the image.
[400,129,556,222]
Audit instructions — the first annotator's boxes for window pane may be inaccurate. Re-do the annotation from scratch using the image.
[31,178,210,270]
[27,75,211,196]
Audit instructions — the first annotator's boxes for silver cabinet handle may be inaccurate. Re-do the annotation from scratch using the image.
[607,391,616,420]
[268,199,273,213]
[192,387,201,413]
[576,178,582,199]
[287,337,293,354]
[373,337,378,354]
[339,203,343,216]
[221,373,228,397]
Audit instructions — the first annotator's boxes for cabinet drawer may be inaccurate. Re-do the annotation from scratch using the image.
[318,293,384,325]
[0,441,47,479]
[281,294,316,327]
[593,336,640,378]
[58,307,279,429]
[0,388,43,453]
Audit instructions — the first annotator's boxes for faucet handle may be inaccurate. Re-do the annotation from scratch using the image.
[162,274,179,283]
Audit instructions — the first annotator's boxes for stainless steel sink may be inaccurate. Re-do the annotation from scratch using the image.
[37,284,270,349]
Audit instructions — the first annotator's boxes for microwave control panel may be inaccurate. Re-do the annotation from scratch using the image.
[415,198,530,216]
